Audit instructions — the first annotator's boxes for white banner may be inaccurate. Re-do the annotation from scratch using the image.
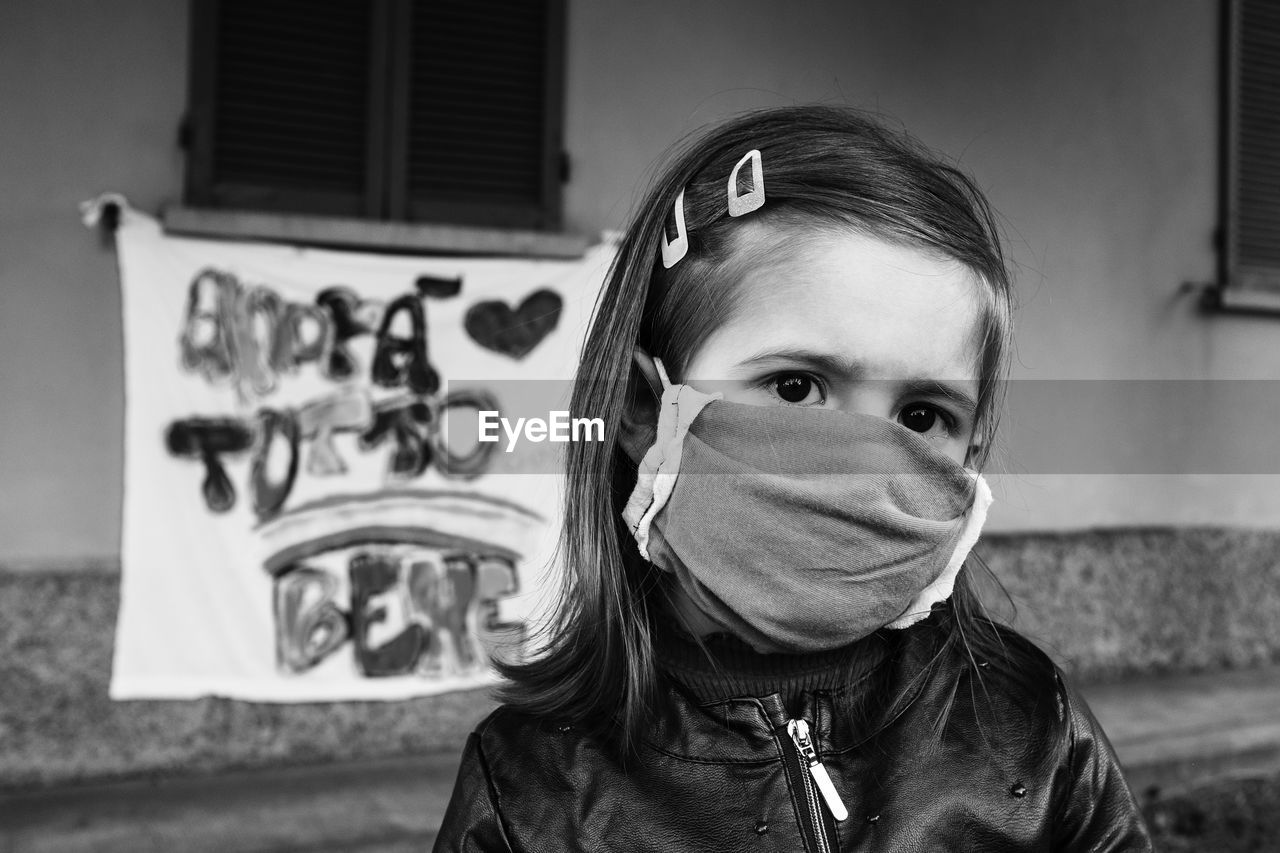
[100,199,613,701]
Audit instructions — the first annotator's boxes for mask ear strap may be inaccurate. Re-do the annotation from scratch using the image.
[652,357,673,391]
[633,348,673,401]
[621,355,721,561]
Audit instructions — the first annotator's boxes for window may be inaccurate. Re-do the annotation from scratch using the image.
[1221,0,1280,297]
[184,0,566,231]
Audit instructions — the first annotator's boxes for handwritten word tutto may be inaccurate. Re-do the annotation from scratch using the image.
[166,387,500,520]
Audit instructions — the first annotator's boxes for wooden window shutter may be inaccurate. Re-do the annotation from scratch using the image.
[186,0,385,218]
[394,0,565,229]
[1225,0,1280,293]
[185,0,564,229]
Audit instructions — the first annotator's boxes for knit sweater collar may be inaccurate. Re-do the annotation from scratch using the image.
[651,619,889,710]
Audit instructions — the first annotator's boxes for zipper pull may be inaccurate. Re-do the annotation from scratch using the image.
[787,719,849,822]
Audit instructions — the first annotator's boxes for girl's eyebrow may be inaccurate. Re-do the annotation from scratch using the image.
[898,378,979,416]
[738,348,865,378]
[737,348,979,415]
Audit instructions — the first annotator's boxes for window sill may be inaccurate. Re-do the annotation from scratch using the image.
[161,206,590,259]
[1200,283,1280,317]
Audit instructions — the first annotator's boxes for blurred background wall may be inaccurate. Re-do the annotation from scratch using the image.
[2,0,1278,790]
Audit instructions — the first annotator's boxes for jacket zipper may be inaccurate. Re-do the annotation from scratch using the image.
[780,718,847,852]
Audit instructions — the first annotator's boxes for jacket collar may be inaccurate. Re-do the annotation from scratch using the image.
[651,621,888,712]
[647,621,938,759]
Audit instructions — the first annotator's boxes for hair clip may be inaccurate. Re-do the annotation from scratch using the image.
[727,149,765,217]
[660,189,689,269]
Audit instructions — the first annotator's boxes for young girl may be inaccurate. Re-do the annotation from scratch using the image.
[434,106,1153,852]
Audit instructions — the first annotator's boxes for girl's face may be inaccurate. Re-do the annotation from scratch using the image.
[681,222,983,464]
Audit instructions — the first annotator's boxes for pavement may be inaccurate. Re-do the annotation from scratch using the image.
[0,754,455,853]
[1086,663,1280,798]
[3,664,1280,852]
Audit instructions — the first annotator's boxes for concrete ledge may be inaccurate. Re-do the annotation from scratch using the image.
[0,570,498,792]
[978,527,1280,678]
[2,526,1278,793]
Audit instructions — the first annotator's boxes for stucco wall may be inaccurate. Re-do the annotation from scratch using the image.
[1,1,1275,564]
[6,527,1279,790]
[0,1,186,562]
[559,0,1280,531]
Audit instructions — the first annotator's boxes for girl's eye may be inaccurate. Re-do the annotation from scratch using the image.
[770,373,825,406]
[899,404,953,439]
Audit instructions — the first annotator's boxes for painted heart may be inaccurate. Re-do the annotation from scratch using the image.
[464,289,563,359]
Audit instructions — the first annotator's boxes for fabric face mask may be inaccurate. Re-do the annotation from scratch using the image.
[622,359,993,654]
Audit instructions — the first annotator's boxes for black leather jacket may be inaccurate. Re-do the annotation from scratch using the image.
[434,635,1153,852]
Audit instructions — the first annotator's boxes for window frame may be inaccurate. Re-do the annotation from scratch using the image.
[182,0,566,232]
[1218,0,1280,304]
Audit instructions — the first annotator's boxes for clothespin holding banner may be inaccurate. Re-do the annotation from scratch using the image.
[79,192,129,248]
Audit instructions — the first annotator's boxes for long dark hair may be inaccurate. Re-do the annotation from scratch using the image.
[497,105,1053,759]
